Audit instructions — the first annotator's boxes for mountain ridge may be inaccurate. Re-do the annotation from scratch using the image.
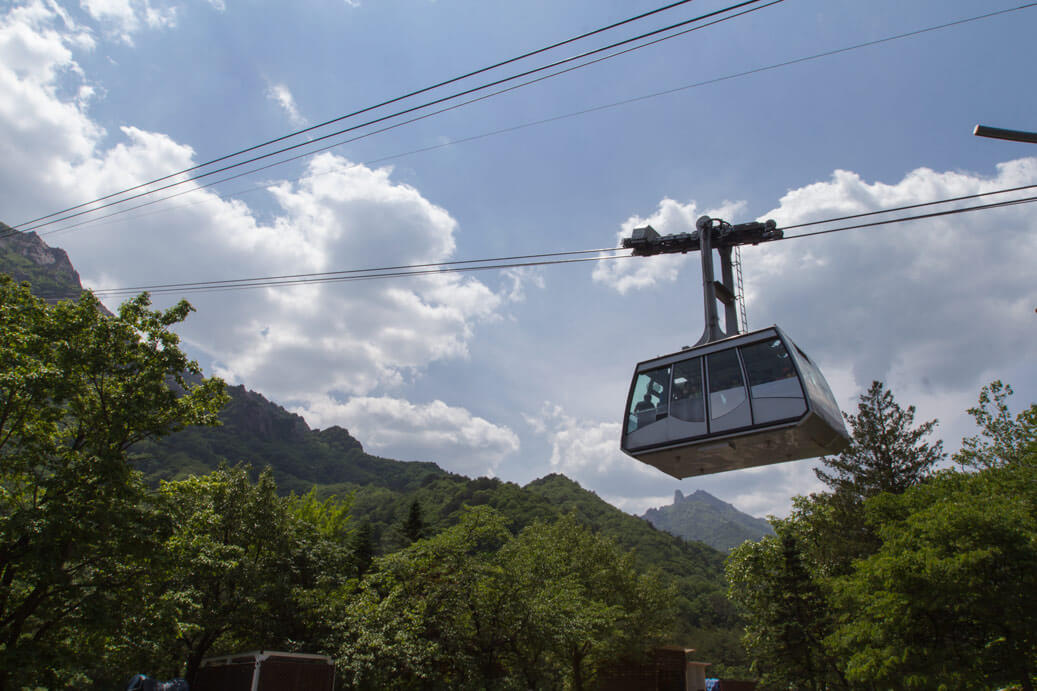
[642,488,774,551]
[2,224,755,665]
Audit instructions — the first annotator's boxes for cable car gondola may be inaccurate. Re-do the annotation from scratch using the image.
[619,216,850,478]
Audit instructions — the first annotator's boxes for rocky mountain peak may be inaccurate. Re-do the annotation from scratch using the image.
[0,224,85,302]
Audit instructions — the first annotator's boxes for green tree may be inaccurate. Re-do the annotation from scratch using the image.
[830,456,1037,690]
[338,508,675,690]
[338,505,512,689]
[816,380,944,501]
[498,515,675,690]
[729,382,945,690]
[727,511,850,690]
[0,279,225,690]
[403,498,425,543]
[279,487,356,654]
[143,466,300,685]
[955,379,1037,469]
[351,521,376,577]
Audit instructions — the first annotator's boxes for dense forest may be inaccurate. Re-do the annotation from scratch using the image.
[727,380,1036,691]
[1,268,1034,689]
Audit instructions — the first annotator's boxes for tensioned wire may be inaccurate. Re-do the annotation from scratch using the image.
[16,1,1035,242]
[13,0,779,233]
[20,0,782,242]
[12,0,709,228]
[42,191,1036,301]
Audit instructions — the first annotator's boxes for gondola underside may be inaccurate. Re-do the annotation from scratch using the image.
[629,410,848,479]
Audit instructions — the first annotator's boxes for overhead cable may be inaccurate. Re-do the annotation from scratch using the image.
[16,0,1032,242]
[14,0,704,230]
[14,0,777,233]
[39,252,633,301]
[87,247,622,296]
[38,189,1037,302]
[21,0,781,242]
[782,193,1037,241]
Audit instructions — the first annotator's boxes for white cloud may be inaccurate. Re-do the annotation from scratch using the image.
[0,2,511,455]
[500,266,545,303]
[265,82,308,128]
[524,402,680,513]
[79,0,177,43]
[298,395,520,476]
[0,2,100,188]
[753,160,1037,394]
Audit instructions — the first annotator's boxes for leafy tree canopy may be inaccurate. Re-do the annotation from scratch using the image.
[0,278,226,690]
[954,379,1037,469]
[815,380,943,502]
[338,507,675,690]
[831,454,1037,690]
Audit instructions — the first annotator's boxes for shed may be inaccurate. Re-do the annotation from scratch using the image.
[192,650,334,691]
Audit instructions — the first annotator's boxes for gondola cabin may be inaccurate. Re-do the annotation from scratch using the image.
[621,326,849,478]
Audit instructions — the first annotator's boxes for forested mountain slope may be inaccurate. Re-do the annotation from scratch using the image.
[1,227,749,668]
[134,383,447,495]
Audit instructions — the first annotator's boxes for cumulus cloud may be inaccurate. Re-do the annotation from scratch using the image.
[598,164,1037,398]
[753,161,1037,394]
[265,82,307,128]
[523,402,680,513]
[0,2,515,470]
[298,396,520,476]
[79,0,177,43]
[0,2,101,192]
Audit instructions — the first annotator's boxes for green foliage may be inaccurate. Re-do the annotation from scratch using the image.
[498,515,676,690]
[955,380,1037,469]
[402,499,425,543]
[109,467,356,686]
[727,512,850,690]
[816,380,943,501]
[0,277,226,690]
[345,471,741,665]
[155,467,298,682]
[133,385,444,494]
[338,507,675,690]
[338,506,512,689]
[831,458,1037,690]
[729,381,1037,691]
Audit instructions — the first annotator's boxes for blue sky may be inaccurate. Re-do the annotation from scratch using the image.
[2,0,1035,516]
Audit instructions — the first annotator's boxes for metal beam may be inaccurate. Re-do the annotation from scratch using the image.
[973,124,1037,144]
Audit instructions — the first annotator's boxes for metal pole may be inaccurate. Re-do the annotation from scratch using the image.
[973,124,1037,144]
[718,245,739,338]
[696,216,723,346]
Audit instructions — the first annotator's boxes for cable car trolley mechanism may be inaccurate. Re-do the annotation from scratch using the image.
[620,215,850,478]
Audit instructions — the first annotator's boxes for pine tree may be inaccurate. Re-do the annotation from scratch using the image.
[353,522,376,577]
[815,381,944,501]
[403,499,425,543]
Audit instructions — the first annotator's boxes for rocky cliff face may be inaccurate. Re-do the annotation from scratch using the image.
[0,224,85,301]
